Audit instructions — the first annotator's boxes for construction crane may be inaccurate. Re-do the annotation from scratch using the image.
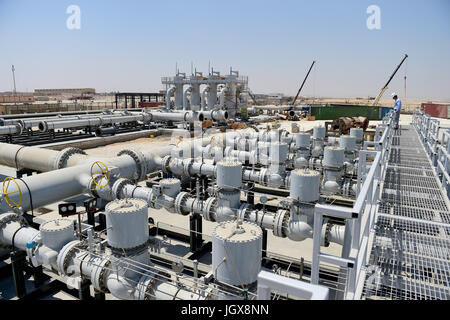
[372,54,408,106]
[292,60,316,106]
[247,87,258,105]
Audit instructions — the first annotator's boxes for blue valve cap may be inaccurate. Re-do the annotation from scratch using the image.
[26,241,36,249]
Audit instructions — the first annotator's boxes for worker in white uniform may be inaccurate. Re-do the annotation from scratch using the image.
[392,92,402,130]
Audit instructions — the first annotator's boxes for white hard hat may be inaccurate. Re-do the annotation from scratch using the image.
[391,92,397,97]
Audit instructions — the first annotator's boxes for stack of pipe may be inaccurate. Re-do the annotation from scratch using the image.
[330,117,369,134]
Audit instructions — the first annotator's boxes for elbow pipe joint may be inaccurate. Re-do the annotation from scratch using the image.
[183,86,193,111]
[201,86,211,111]
[166,87,177,110]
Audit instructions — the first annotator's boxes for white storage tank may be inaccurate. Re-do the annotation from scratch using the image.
[313,126,326,140]
[40,218,75,251]
[216,160,242,191]
[350,128,364,143]
[295,133,311,148]
[339,135,356,152]
[212,220,262,286]
[323,146,344,168]
[105,198,149,249]
[290,169,320,202]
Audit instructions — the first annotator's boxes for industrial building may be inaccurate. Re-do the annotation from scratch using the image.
[0,65,449,302]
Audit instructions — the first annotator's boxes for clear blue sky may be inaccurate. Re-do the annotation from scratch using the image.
[0,0,449,99]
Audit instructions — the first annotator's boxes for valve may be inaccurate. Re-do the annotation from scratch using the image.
[2,177,22,209]
[90,161,110,188]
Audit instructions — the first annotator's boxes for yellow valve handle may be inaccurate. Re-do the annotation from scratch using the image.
[2,177,22,209]
[90,161,110,188]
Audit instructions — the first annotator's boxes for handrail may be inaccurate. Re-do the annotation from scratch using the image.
[257,270,329,300]
[415,110,450,197]
[310,110,394,300]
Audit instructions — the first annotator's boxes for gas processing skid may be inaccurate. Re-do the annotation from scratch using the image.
[162,68,249,119]
[0,109,449,300]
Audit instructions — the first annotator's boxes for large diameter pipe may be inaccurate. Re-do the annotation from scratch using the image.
[0,124,22,135]
[183,86,193,111]
[38,114,147,132]
[218,87,228,107]
[0,143,79,172]
[200,110,228,122]
[166,87,177,109]
[0,152,146,213]
[201,86,210,111]
[207,83,218,110]
[149,111,204,123]
[0,213,39,251]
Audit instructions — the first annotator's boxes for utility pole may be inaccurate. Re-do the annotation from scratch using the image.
[11,65,17,96]
[404,75,407,101]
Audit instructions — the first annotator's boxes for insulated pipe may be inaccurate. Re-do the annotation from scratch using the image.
[0,143,87,172]
[0,213,39,251]
[174,83,184,110]
[207,83,218,110]
[166,86,177,110]
[0,158,137,213]
[0,124,22,135]
[190,84,201,110]
[183,86,193,111]
[38,114,149,132]
[0,130,228,173]
[149,111,204,123]
[17,113,111,130]
[200,109,228,122]
[201,86,210,111]
[218,86,228,107]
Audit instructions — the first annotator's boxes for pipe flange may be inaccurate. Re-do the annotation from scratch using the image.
[161,155,171,173]
[135,272,157,300]
[112,178,134,199]
[203,197,217,221]
[182,158,194,177]
[57,240,82,275]
[273,210,289,238]
[117,149,147,181]
[53,147,87,170]
[322,220,332,247]
[259,168,268,185]
[86,178,99,198]
[0,213,19,231]
[174,192,190,215]
[91,259,111,293]
[0,213,19,250]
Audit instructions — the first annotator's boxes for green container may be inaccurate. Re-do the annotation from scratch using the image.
[309,104,382,120]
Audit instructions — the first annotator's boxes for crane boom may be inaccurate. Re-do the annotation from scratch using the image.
[372,54,408,106]
[247,88,258,105]
[292,60,316,106]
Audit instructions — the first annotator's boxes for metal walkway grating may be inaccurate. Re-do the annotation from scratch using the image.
[363,125,450,300]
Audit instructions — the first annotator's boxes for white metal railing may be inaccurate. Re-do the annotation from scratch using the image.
[413,110,450,197]
[310,111,394,300]
[257,270,329,300]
